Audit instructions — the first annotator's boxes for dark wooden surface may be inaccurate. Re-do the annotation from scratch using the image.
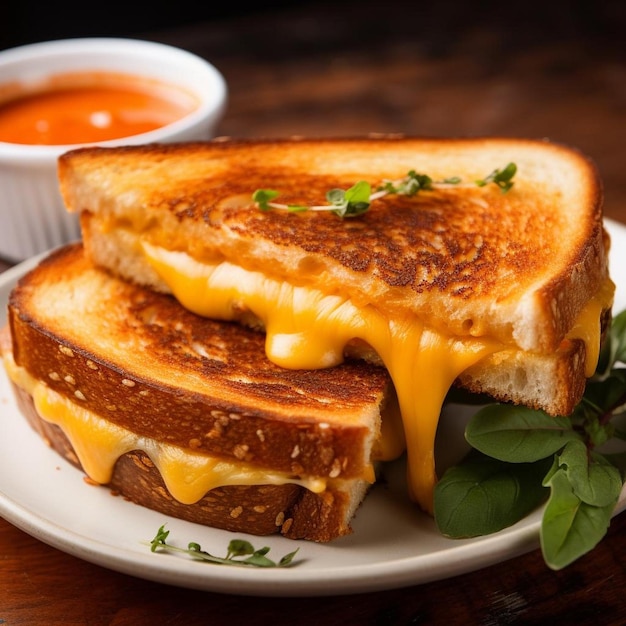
[1,2,625,624]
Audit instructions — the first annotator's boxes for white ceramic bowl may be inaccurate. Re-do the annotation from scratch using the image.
[0,37,228,261]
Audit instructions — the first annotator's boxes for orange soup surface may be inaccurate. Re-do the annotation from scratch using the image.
[0,73,198,145]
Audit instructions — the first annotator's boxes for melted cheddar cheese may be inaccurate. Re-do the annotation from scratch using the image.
[4,354,331,503]
[5,242,609,516]
[141,245,499,513]
[571,278,614,378]
[141,243,611,514]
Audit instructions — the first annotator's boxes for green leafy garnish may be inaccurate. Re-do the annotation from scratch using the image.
[435,451,552,537]
[463,405,582,463]
[252,189,309,213]
[149,524,300,568]
[252,189,280,211]
[326,179,372,217]
[435,309,626,570]
[541,450,618,569]
[253,163,517,218]
[375,170,434,196]
[475,162,517,192]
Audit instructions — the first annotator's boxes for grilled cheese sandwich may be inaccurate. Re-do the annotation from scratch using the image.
[58,136,614,514]
[3,244,401,540]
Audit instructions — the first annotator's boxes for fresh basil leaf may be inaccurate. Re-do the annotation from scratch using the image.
[434,450,550,537]
[344,180,371,204]
[326,188,346,206]
[149,524,170,551]
[541,469,615,570]
[279,549,300,567]
[341,180,372,217]
[327,183,372,218]
[401,171,432,194]
[475,162,517,192]
[243,549,277,568]
[465,404,582,463]
[552,440,623,507]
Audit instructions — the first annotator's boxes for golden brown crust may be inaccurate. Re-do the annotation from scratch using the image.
[59,135,609,352]
[8,244,391,479]
[10,383,359,541]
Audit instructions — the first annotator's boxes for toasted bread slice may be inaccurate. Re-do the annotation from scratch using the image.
[76,212,607,418]
[3,244,398,541]
[57,136,614,512]
[59,136,609,353]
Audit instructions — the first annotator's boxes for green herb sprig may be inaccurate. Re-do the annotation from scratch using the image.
[253,163,517,218]
[434,309,626,570]
[149,525,300,568]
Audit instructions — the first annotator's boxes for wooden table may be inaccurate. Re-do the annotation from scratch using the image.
[1,2,625,624]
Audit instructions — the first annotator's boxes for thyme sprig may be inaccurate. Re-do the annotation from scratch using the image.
[253,162,517,218]
[149,524,300,568]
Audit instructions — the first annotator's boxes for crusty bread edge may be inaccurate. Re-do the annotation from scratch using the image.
[457,338,588,416]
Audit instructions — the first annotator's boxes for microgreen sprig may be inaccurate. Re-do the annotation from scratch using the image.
[475,162,517,192]
[435,308,626,570]
[252,163,517,218]
[149,525,300,568]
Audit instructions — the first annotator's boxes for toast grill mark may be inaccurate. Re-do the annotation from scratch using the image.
[218,189,547,299]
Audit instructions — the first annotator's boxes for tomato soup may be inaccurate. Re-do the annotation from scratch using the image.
[0,72,198,145]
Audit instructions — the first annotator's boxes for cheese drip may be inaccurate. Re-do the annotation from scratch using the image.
[143,244,501,513]
[3,355,329,504]
[143,243,610,513]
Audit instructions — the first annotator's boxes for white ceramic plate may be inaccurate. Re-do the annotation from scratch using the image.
[1,220,625,598]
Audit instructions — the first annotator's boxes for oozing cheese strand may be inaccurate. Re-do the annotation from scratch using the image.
[142,243,611,513]
[143,244,501,513]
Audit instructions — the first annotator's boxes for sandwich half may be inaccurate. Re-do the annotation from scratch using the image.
[2,244,402,541]
[58,135,615,513]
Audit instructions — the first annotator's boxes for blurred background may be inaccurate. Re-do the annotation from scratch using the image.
[0,3,295,49]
